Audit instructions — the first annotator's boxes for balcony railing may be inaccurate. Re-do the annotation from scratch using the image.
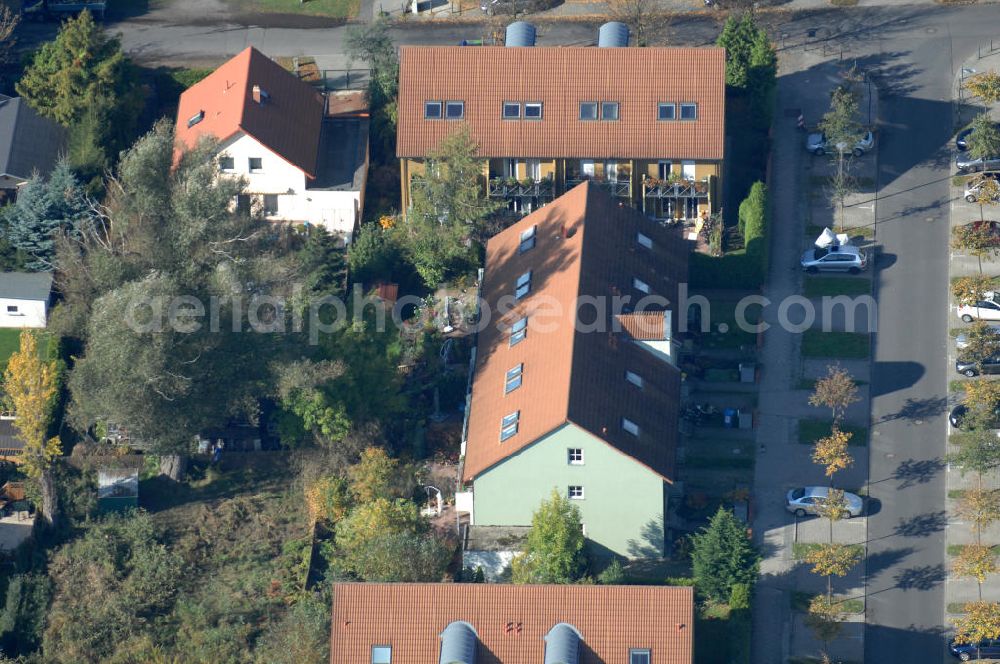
[487,178,556,199]
[643,177,710,199]
[566,177,631,198]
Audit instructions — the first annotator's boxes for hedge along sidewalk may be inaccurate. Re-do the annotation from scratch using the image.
[801,330,871,359]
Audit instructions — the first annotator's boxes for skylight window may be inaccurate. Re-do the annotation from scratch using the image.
[445,101,465,119]
[505,364,524,394]
[633,277,651,294]
[500,411,520,441]
[424,101,442,119]
[503,102,521,119]
[187,110,205,128]
[510,317,528,346]
[622,418,640,436]
[680,103,698,120]
[524,102,543,119]
[371,646,392,664]
[579,102,598,121]
[636,232,653,249]
[630,650,651,664]
[515,271,532,300]
[657,103,676,121]
[625,370,643,388]
[519,225,537,253]
[601,101,620,121]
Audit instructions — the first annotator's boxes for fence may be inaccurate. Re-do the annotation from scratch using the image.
[979,40,1000,60]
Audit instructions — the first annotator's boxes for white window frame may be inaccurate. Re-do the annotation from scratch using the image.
[680,102,698,120]
[524,102,543,119]
[445,100,465,120]
[636,232,653,249]
[579,101,598,121]
[625,370,643,388]
[218,156,235,172]
[519,225,537,253]
[424,101,443,119]
[510,316,528,346]
[629,649,651,664]
[515,271,532,300]
[526,159,541,182]
[503,102,521,119]
[568,485,585,500]
[657,160,672,180]
[500,411,520,441]
[657,102,676,121]
[371,645,392,664]
[505,364,524,394]
[580,159,595,177]
[248,157,263,173]
[622,418,640,436]
[568,448,584,465]
[633,277,651,294]
[681,160,696,180]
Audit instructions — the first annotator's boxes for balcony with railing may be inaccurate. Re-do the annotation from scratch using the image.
[566,176,631,198]
[487,177,556,201]
[642,176,711,199]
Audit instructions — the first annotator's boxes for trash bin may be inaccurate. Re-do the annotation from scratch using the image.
[723,408,737,428]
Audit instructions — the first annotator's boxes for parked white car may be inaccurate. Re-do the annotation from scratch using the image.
[957,296,1000,323]
[786,486,864,518]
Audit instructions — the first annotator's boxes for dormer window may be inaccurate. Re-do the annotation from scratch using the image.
[519,225,537,253]
[632,277,650,294]
[500,411,520,441]
[187,110,205,128]
[637,232,653,249]
[445,101,465,119]
[510,316,528,346]
[515,271,532,300]
[424,101,443,119]
[505,364,524,393]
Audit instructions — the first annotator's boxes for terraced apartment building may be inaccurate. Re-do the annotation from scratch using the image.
[396,44,725,221]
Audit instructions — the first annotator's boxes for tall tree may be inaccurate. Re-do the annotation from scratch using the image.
[403,127,501,287]
[804,543,861,604]
[716,13,776,130]
[1,159,89,271]
[968,173,1000,226]
[809,364,860,423]
[3,331,62,525]
[967,112,1000,163]
[812,428,854,479]
[345,18,398,165]
[16,10,142,160]
[953,544,997,600]
[953,274,996,307]
[953,601,1000,658]
[956,488,1000,539]
[949,430,1000,481]
[511,489,587,584]
[959,325,1000,377]
[348,446,399,503]
[690,507,760,602]
[952,220,1000,274]
[965,70,1000,110]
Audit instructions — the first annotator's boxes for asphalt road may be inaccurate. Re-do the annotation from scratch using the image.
[24,1,998,657]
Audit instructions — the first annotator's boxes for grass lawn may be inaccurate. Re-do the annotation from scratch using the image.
[949,489,967,500]
[695,299,760,350]
[684,439,755,470]
[947,544,1000,556]
[798,419,868,446]
[801,330,870,359]
[792,542,864,560]
[803,276,872,298]
[226,0,360,18]
[0,329,50,374]
[791,591,864,614]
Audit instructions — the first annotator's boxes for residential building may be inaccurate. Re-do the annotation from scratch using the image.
[396,43,725,220]
[0,272,52,328]
[174,47,369,243]
[458,182,688,559]
[0,95,67,204]
[330,582,694,664]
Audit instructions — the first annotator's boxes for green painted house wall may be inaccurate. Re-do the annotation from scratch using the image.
[472,424,667,559]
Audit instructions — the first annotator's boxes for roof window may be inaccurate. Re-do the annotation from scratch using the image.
[503,102,521,119]
[519,225,537,253]
[505,364,524,394]
[501,411,520,441]
[446,101,465,119]
[510,316,528,346]
[580,102,598,121]
[680,103,698,120]
[658,103,676,121]
[602,101,620,121]
[515,271,532,300]
[636,232,653,249]
[187,110,205,128]
[524,102,543,119]
[425,101,443,119]
[622,418,640,436]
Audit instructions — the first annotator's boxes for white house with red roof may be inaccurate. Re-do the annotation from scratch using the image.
[174,47,368,243]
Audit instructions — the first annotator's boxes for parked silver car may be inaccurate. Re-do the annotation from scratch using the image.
[786,486,864,518]
[806,131,875,157]
[965,174,1000,203]
[800,245,868,274]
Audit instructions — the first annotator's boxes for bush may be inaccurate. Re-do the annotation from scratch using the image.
[739,181,769,280]
[729,582,751,610]
[597,558,626,585]
[0,573,52,655]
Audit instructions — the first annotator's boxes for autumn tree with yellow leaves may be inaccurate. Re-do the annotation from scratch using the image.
[953,601,1000,657]
[804,543,862,604]
[809,364,860,424]
[2,331,62,525]
[813,428,854,480]
[953,544,998,601]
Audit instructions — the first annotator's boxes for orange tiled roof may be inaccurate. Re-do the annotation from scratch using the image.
[397,45,725,159]
[617,312,668,340]
[174,47,324,177]
[462,182,688,484]
[329,582,694,664]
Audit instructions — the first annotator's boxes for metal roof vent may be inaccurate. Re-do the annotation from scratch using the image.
[505,22,537,47]
[543,623,581,664]
[598,21,630,47]
[439,621,478,664]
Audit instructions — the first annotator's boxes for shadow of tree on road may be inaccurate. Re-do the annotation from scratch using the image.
[877,395,948,424]
[894,564,946,591]
[893,511,947,538]
[891,457,945,490]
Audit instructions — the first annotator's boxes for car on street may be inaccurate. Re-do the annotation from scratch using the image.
[785,486,864,518]
[956,356,1000,377]
[956,152,1000,173]
[956,323,1000,349]
[956,220,1000,245]
[806,130,875,157]
[949,403,1000,429]
[950,638,1000,660]
[956,123,1000,152]
[964,174,1000,203]
[957,298,1000,323]
[800,245,867,273]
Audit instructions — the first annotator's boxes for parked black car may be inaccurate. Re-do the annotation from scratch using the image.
[951,638,1000,660]
[956,356,1000,377]
[949,403,1000,429]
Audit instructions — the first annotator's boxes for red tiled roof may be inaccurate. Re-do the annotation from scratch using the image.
[617,312,668,340]
[174,47,324,177]
[463,182,688,484]
[397,46,726,160]
[330,582,694,664]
